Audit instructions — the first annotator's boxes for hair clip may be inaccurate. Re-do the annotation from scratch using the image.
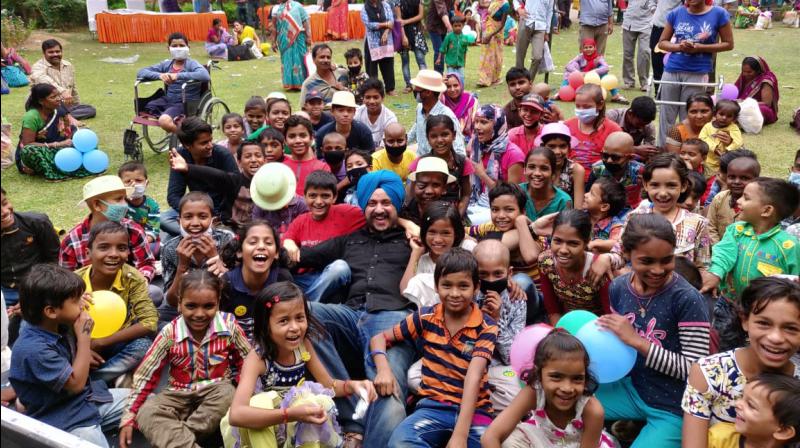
[264,295,281,309]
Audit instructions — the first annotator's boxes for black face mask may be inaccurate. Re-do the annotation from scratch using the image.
[604,162,625,173]
[480,277,509,295]
[385,144,407,158]
[347,166,369,186]
[323,150,345,166]
[348,65,362,76]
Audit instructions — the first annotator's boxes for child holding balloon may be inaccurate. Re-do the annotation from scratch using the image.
[481,330,615,447]
[74,221,157,384]
[560,38,629,105]
[681,277,800,448]
[594,213,710,448]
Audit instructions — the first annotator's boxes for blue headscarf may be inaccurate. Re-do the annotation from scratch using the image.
[356,170,405,212]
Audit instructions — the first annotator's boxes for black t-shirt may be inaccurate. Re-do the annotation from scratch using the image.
[314,120,376,157]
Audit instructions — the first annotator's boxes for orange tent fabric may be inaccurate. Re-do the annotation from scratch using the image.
[96,12,227,44]
[258,7,365,42]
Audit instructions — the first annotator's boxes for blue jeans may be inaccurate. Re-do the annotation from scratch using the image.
[401,47,428,88]
[388,398,487,447]
[446,66,465,79]
[429,32,445,74]
[310,302,416,445]
[293,260,351,303]
[159,209,180,242]
[1,285,19,306]
[511,272,543,325]
[91,337,153,384]
[69,387,130,448]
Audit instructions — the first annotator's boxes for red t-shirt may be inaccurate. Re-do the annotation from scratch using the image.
[565,117,622,181]
[283,204,366,248]
[283,158,331,195]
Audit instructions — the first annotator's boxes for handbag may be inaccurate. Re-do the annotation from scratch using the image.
[1,65,29,87]
[227,44,253,61]
[538,43,555,73]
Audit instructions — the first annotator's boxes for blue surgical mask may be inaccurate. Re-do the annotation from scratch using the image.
[100,200,129,223]
[575,107,599,124]
[789,171,800,187]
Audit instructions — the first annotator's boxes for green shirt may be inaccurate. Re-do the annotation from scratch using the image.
[21,108,45,133]
[520,183,573,221]
[126,195,161,241]
[709,222,800,299]
[439,32,469,68]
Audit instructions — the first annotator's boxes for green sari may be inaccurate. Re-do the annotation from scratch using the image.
[274,0,310,90]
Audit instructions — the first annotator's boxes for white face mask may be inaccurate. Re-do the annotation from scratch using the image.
[169,46,190,61]
[128,184,147,200]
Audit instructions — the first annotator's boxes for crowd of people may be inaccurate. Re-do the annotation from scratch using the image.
[2,1,800,448]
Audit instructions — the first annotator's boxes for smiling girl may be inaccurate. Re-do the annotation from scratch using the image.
[218,113,245,156]
[266,98,292,133]
[520,147,573,222]
[535,123,585,210]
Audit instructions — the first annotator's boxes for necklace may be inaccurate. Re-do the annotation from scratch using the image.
[632,275,660,318]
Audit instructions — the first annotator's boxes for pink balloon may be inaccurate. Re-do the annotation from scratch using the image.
[558,85,576,102]
[719,83,739,101]
[568,71,585,90]
[510,324,554,376]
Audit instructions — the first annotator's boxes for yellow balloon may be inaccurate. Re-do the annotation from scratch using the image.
[601,88,608,100]
[584,70,602,85]
[88,290,127,339]
[601,74,619,91]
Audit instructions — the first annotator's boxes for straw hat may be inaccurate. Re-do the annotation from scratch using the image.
[331,91,358,108]
[408,157,456,184]
[250,163,297,211]
[410,69,446,93]
[78,175,133,207]
[534,122,580,149]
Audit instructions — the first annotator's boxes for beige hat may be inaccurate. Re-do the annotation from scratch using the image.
[331,91,358,108]
[250,162,297,211]
[266,91,288,100]
[410,69,446,93]
[78,175,133,207]
[408,157,456,184]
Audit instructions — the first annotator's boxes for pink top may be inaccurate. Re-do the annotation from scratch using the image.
[283,158,331,195]
[508,126,544,156]
[565,117,622,181]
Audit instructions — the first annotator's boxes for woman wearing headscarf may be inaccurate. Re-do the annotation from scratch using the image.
[440,72,480,140]
[735,56,779,125]
[467,105,526,224]
[361,0,397,95]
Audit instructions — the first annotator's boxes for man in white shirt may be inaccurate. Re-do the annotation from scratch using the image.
[514,0,555,81]
[30,39,96,120]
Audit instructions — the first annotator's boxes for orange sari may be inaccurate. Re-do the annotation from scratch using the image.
[327,0,349,40]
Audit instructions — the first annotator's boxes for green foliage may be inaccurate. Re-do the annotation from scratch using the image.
[0,11,32,47]
[18,0,87,30]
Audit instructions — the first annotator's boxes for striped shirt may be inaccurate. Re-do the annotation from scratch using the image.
[121,311,251,427]
[392,303,497,414]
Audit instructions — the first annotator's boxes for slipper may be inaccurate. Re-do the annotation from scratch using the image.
[611,96,630,105]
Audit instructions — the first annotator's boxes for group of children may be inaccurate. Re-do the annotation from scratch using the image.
[2,52,800,448]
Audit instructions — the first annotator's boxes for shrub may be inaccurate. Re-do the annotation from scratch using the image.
[21,0,87,30]
[1,11,31,48]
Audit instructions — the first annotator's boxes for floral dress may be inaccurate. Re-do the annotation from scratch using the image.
[505,384,616,447]
[555,159,577,199]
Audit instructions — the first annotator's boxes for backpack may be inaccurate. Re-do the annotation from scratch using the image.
[227,44,253,62]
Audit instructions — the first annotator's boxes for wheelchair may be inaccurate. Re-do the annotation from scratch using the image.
[123,62,229,162]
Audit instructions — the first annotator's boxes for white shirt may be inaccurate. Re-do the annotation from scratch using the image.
[354,104,398,147]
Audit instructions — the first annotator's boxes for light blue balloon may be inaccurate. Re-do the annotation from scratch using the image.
[54,147,82,172]
[73,129,98,153]
[82,150,109,174]
[576,321,637,384]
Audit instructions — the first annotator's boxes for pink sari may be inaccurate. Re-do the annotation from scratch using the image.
[735,56,779,124]
[327,0,349,40]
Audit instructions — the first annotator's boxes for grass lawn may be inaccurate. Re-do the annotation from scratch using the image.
[2,25,799,229]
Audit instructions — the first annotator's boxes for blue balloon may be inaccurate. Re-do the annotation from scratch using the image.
[53,147,82,172]
[575,321,637,384]
[73,129,98,153]
[82,150,109,174]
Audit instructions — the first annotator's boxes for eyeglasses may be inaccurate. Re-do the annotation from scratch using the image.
[600,152,625,162]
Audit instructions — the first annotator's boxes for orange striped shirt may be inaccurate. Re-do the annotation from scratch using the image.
[393,303,497,414]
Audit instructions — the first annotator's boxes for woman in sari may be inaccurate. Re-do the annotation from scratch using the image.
[440,72,480,140]
[327,0,349,40]
[477,0,509,87]
[16,83,90,180]
[735,56,779,125]
[271,0,312,91]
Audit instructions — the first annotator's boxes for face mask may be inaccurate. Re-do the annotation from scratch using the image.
[128,184,147,200]
[347,166,369,186]
[100,200,129,223]
[789,171,800,187]
[604,162,625,173]
[348,65,361,76]
[169,46,190,61]
[480,277,509,295]
[385,144,407,158]
[323,150,345,166]
[575,107,598,124]
[180,225,213,239]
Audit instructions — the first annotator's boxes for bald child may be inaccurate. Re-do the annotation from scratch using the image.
[372,122,416,182]
[532,82,564,123]
[588,131,645,209]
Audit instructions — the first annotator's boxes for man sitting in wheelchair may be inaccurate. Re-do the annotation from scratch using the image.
[136,32,211,134]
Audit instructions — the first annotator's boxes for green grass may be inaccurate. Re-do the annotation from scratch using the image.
[2,26,798,229]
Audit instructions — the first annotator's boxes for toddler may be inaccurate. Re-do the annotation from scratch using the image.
[700,99,744,174]
[437,15,470,79]
[532,82,564,123]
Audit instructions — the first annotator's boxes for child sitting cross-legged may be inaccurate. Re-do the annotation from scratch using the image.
[561,39,629,104]
[76,221,157,385]
[224,281,377,447]
[10,264,130,447]
[372,248,498,447]
[118,270,251,448]
[582,177,628,254]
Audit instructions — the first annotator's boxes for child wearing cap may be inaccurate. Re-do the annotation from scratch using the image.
[303,89,334,132]
[251,162,309,240]
[315,91,376,155]
[535,122,585,209]
[507,93,546,155]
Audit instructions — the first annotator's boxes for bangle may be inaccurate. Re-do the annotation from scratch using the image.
[344,380,351,396]
[282,408,289,424]
[367,350,387,368]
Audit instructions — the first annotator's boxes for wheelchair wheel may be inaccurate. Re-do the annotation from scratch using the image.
[200,98,230,135]
[123,128,144,162]
[142,124,171,154]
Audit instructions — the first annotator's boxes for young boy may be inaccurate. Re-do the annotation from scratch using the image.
[342,149,373,205]
[605,95,659,160]
[75,221,157,384]
[118,161,160,253]
[343,48,369,105]
[587,131,645,210]
[708,374,800,448]
[320,132,349,189]
[583,176,628,253]
[503,67,533,129]
[354,78,398,147]
[249,161,309,240]
[700,99,744,174]
[706,155,761,243]
[9,264,129,447]
[242,95,268,136]
[532,82,564,124]
[315,91,375,155]
[437,16,470,79]
[681,171,709,215]
[303,89,334,132]
[372,122,415,182]
[118,270,250,448]
[371,248,498,447]
[680,138,712,204]
[259,126,286,163]
[704,149,758,209]
[136,32,210,134]
[283,170,365,301]
[283,115,332,196]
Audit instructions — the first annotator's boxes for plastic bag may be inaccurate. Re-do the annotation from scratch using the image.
[737,98,764,134]
[539,44,555,73]
[1,65,28,87]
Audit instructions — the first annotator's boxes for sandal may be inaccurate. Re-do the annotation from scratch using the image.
[611,95,630,105]
[343,432,363,448]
